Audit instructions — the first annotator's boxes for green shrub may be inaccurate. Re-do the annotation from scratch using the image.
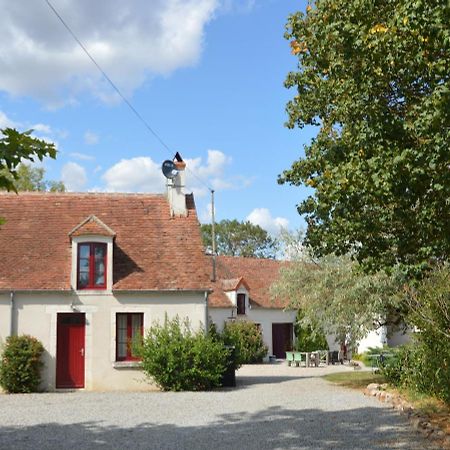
[379,345,412,386]
[0,335,44,393]
[380,266,450,404]
[222,320,268,367]
[380,341,450,404]
[355,346,390,367]
[138,317,228,391]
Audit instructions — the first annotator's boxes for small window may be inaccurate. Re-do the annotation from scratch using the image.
[77,243,107,289]
[237,293,246,315]
[116,313,143,361]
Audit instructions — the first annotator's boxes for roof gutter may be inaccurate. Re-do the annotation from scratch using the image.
[112,289,213,294]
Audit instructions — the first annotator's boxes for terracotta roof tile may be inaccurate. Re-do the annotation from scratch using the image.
[0,192,210,291]
[69,215,116,237]
[221,277,249,292]
[208,255,290,309]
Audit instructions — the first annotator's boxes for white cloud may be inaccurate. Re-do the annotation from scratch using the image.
[199,202,214,224]
[0,0,219,105]
[31,123,51,134]
[70,152,95,161]
[102,157,165,192]
[84,131,99,145]
[100,149,248,197]
[0,111,18,128]
[246,208,289,235]
[186,149,233,197]
[61,162,87,191]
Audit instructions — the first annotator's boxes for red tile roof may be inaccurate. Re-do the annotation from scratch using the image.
[70,215,116,237]
[208,255,290,309]
[221,277,249,292]
[0,192,210,291]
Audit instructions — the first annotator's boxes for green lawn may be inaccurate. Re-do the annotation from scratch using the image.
[323,371,386,390]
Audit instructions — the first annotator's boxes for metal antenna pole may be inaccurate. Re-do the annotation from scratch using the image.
[211,190,216,282]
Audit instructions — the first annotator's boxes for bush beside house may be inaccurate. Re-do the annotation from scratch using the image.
[0,335,44,393]
[222,320,268,367]
[139,317,228,391]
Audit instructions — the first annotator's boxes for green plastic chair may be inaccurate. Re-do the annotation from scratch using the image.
[293,351,304,367]
[285,351,294,366]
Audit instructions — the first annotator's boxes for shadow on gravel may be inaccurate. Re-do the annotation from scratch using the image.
[236,375,314,387]
[0,405,432,450]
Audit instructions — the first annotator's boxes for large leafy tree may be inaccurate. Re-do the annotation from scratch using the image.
[0,128,57,192]
[279,0,450,274]
[201,219,279,258]
[271,247,405,346]
[1,164,66,192]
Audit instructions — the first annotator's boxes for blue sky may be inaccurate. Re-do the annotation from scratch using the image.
[0,0,314,234]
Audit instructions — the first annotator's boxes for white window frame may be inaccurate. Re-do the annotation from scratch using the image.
[71,235,114,293]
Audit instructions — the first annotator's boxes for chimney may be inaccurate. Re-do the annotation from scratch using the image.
[166,154,187,217]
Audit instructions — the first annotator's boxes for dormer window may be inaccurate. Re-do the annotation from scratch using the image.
[69,215,116,292]
[237,293,246,315]
[77,243,107,289]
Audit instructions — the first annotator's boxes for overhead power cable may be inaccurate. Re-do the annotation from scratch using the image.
[44,0,213,193]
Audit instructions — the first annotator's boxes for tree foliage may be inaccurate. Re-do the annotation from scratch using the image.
[294,309,328,352]
[0,128,57,192]
[0,164,65,192]
[279,0,450,274]
[201,219,279,258]
[272,236,405,345]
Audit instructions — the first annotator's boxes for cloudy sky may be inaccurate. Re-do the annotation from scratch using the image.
[0,0,314,235]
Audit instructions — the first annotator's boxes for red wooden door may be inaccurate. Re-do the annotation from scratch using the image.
[56,313,85,388]
[272,323,293,359]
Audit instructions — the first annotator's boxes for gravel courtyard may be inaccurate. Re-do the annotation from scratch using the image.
[0,363,436,450]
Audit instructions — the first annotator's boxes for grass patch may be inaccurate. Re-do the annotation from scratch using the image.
[323,371,385,390]
[324,372,450,434]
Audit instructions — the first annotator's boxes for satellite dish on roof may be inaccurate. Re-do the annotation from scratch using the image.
[162,160,179,179]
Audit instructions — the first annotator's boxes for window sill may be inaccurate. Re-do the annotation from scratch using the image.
[74,289,112,296]
[113,361,142,369]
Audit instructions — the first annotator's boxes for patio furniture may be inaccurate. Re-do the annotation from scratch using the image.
[285,351,295,366]
[314,350,329,365]
[328,351,340,364]
[310,351,320,367]
[293,351,304,367]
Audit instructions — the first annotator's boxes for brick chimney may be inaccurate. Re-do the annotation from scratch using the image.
[166,157,187,217]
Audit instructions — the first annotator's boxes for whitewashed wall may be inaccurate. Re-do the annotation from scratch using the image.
[208,306,297,358]
[0,291,207,391]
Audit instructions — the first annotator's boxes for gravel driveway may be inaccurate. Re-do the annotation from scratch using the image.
[0,363,436,449]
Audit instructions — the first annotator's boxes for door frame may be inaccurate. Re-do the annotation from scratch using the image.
[56,312,86,388]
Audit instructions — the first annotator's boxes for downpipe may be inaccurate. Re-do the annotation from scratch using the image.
[204,291,209,334]
[10,291,15,336]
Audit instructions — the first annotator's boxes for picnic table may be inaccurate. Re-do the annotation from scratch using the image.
[286,350,329,367]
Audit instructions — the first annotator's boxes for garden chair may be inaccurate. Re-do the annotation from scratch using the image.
[285,351,294,366]
[293,351,304,367]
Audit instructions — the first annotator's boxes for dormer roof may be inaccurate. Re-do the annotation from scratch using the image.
[221,277,250,292]
[69,214,116,237]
